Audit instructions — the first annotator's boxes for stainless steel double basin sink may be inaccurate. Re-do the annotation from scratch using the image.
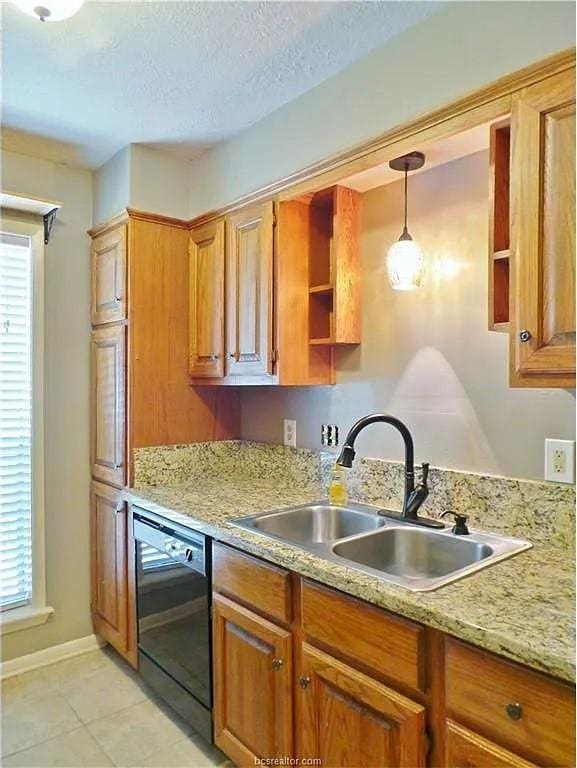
[230,502,531,591]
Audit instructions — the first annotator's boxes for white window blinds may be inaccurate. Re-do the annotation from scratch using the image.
[0,232,33,611]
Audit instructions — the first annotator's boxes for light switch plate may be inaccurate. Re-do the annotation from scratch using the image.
[283,419,297,448]
[544,439,575,484]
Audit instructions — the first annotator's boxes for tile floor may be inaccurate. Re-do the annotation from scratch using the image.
[1,646,229,767]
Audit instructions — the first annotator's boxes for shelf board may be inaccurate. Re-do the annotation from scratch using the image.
[309,283,333,295]
[491,321,510,333]
[309,337,334,346]
[493,248,510,261]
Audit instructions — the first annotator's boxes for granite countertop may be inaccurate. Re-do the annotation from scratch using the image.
[126,474,576,684]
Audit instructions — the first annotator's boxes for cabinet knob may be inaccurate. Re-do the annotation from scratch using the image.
[519,330,532,343]
[506,702,523,721]
[271,658,283,671]
[208,354,219,361]
[114,296,122,303]
[299,676,311,689]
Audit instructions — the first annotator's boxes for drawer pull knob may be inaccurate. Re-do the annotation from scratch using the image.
[271,658,283,671]
[506,702,523,720]
[519,329,532,343]
[299,676,311,689]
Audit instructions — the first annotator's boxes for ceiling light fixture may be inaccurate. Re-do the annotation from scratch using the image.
[12,0,85,22]
[386,151,426,291]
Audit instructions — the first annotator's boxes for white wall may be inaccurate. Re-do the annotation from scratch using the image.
[187,1,575,216]
[240,152,576,481]
[2,150,93,660]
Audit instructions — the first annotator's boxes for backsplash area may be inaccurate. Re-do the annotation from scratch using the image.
[133,440,575,550]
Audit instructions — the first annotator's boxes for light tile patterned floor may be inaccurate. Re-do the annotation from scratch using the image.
[1,647,229,767]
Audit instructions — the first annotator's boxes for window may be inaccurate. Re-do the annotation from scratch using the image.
[0,217,51,633]
[0,233,33,610]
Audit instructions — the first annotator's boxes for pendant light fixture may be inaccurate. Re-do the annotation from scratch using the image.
[386,151,425,291]
[11,0,85,22]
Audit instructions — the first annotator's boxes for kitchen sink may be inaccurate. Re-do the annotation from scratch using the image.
[232,502,386,545]
[230,501,532,591]
[332,526,493,582]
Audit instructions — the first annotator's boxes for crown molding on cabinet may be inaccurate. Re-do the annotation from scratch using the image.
[89,48,575,236]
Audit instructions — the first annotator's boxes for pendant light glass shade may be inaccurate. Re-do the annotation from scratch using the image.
[12,0,85,21]
[386,152,425,291]
[387,236,424,291]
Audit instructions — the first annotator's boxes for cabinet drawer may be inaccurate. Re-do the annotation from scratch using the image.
[212,543,292,624]
[445,719,537,768]
[301,580,424,693]
[445,639,575,767]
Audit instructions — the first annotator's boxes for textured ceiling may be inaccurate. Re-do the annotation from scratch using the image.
[1,1,443,168]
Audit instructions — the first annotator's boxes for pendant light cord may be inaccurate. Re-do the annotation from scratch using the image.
[404,168,408,233]
[399,165,411,240]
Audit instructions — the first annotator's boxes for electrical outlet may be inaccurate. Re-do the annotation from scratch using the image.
[321,424,339,447]
[545,439,575,484]
[283,419,297,448]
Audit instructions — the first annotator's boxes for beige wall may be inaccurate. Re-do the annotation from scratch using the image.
[92,146,131,226]
[2,150,93,660]
[187,1,575,216]
[241,151,576,481]
[92,145,193,227]
[129,145,192,220]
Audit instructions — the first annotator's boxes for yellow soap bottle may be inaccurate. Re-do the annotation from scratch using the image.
[328,462,348,506]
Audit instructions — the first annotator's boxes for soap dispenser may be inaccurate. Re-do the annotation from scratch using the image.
[328,463,348,506]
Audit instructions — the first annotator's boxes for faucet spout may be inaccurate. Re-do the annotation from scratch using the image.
[337,414,416,512]
[336,413,438,525]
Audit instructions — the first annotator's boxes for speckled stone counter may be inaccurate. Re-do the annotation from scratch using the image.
[128,441,576,684]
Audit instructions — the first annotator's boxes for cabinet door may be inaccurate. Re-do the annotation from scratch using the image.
[225,202,274,379]
[91,325,126,487]
[213,593,293,767]
[189,220,225,378]
[510,69,575,386]
[445,720,537,768]
[299,643,426,768]
[91,482,129,657]
[91,225,127,325]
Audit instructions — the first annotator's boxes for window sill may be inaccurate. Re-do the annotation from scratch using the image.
[1,605,55,635]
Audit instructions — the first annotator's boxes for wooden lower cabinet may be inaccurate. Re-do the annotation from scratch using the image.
[212,593,293,766]
[212,546,575,768]
[445,720,537,768]
[90,482,130,659]
[299,643,426,767]
[445,638,575,767]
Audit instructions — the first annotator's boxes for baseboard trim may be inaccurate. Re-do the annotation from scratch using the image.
[1,634,106,679]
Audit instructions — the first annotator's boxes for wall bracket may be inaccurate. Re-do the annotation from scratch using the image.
[43,208,58,244]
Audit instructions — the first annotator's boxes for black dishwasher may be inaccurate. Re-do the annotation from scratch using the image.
[133,509,212,743]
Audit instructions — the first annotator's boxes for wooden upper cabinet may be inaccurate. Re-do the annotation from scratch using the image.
[91,225,127,325]
[225,202,274,379]
[299,643,426,768]
[213,593,293,767]
[189,219,225,378]
[90,482,129,657]
[91,324,126,487]
[510,68,576,387]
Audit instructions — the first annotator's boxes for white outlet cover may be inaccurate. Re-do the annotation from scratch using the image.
[283,419,297,448]
[544,439,575,484]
